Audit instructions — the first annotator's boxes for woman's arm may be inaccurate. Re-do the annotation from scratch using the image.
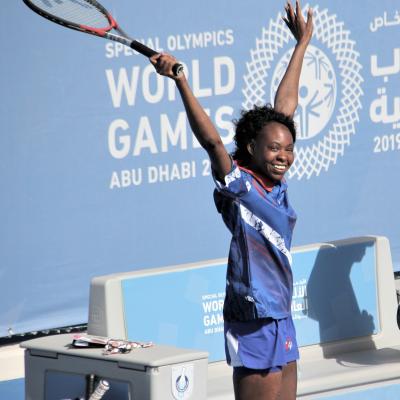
[151,54,232,181]
[274,0,313,117]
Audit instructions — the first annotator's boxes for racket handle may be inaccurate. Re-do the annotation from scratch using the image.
[130,40,157,57]
[130,40,183,77]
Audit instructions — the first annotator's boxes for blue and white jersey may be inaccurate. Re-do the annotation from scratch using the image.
[214,162,297,321]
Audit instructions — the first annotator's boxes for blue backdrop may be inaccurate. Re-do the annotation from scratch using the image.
[0,0,399,336]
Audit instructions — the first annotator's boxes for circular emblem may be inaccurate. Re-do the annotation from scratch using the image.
[242,5,363,179]
[176,373,189,393]
[172,365,193,399]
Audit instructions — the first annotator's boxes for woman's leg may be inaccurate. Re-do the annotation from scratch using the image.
[233,367,282,400]
[232,361,297,400]
[279,361,297,400]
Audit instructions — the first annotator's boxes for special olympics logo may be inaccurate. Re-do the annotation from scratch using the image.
[242,5,363,179]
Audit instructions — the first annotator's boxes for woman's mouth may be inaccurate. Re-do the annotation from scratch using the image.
[272,164,287,173]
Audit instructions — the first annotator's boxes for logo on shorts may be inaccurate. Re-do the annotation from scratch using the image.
[285,337,293,352]
[242,4,363,179]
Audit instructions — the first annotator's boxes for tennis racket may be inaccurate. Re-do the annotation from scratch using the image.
[22,0,183,76]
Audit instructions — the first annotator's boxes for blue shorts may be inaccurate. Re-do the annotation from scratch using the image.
[224,316,299,371]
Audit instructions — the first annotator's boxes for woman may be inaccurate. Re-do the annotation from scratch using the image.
[152,2,313,398]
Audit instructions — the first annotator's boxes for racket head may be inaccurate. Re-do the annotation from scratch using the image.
[22,0,117,37]
[23,0,184,75]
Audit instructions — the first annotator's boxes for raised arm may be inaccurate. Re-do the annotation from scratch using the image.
[274,0,313,117]
[150,54,232,181]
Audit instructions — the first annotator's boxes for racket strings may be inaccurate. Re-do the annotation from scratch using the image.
[29,0,110,29]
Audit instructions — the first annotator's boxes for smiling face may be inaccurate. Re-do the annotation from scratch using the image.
[247,121,295,182]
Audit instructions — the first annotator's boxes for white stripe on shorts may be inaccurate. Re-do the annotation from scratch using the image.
[226,329,243,367]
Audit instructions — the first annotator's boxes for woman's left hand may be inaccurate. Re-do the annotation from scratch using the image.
[282,0,313,46]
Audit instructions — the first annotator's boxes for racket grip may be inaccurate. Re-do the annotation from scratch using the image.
[130,40,157,57]
[130,40,183,77]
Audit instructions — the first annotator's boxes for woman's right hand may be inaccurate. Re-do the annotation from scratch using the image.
[150,53,184,80]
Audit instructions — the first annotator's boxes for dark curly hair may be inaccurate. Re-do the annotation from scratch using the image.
[232,104,296,167]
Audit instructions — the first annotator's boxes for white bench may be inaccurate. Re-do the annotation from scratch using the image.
[86,235,400,399]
